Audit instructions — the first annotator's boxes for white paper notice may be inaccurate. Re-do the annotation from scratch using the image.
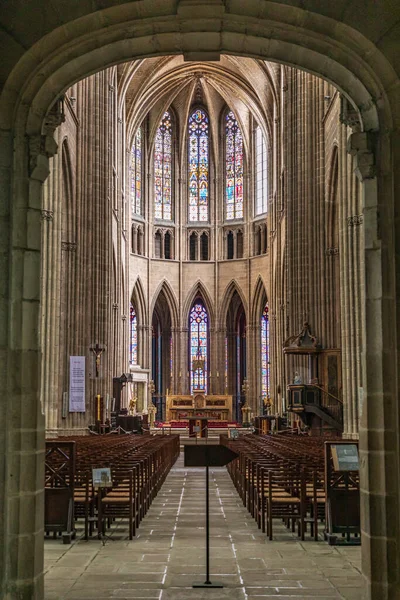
[69,356,86,412]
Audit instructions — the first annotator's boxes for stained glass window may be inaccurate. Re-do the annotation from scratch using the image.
[154,111,172,220]
[226,111,243,220]
[189,302,208,392]
[130,303,137,365]
[261,303,269,405]
[188,109,209,222]
[131,128,142,216]
[255,126,268,215]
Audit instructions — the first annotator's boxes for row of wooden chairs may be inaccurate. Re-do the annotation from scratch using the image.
[46,434,180,540]
[221,434,328,541]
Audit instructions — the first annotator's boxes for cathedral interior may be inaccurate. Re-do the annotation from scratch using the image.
[1,2,400,600]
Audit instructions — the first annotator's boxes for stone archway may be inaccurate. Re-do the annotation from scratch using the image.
[0,4,399,599]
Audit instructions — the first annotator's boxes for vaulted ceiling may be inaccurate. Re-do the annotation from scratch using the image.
[118,56,282,156]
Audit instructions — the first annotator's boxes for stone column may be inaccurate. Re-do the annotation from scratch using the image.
[41,164,61,435]
[2,101,63,596]
[357,128,400,600]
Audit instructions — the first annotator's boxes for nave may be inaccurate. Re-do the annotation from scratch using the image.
[44,451,363,600]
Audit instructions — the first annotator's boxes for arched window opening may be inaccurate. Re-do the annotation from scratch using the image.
[152,291,172,421]
[226,110,243,220]
[255,126,268,215]
[200,232,209,261]
[154,111,172,221]
[227,231,234,259]
[189,302,208,393]
[131,127,142,216]
[261,303,270,409]
[188,109,209,222]
[189,232,198,261]
[236,230,243,259]
[164,231,172,260]
[255,226,262,255]
[155,231,162,258]
[130,303,138,365]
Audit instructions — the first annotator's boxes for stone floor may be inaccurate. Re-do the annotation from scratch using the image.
[44,452,365,599]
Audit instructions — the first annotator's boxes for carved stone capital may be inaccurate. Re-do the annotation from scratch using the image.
[29,99,65,181]
[340,97,361,132]
[43,98,66,137]
[112,303,118,310]
[41,210,54,221]
[347,131,376,180]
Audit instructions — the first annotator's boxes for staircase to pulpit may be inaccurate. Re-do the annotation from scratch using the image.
[287,383,343,433]
[284,323,343,435]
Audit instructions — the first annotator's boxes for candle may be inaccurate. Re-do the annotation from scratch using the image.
[216,371,219,377]
[97,394,101,421]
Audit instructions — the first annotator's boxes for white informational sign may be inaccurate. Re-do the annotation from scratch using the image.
[92,467,112,489]
[69,356,86,412]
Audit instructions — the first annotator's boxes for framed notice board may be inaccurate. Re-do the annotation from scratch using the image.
[331,443,359,471]
[324,441,360,546]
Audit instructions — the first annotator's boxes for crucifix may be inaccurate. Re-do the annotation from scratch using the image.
[90,343,105,377]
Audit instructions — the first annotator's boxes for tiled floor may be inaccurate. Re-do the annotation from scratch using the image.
[44,452,365,599]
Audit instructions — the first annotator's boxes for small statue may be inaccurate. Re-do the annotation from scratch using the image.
[129,396,137,416]
[293,371,302,384]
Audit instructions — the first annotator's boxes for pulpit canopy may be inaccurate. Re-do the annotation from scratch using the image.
[283,322,322,355]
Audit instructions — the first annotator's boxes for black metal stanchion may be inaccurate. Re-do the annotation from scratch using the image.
[185,444,240,588]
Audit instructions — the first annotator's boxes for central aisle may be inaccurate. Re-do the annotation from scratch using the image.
[45,451,363,599]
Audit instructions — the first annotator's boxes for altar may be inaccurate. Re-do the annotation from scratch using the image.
[166,392,233,422]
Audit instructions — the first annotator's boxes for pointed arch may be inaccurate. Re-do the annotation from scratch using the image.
[251,276,268,325]
[131,276,148,326]
[150,279,179,329]
[223,282,247,421]
[61,138,74,241]
[183,280,214,328]
[326,145,339,245]
[219,279,248,325]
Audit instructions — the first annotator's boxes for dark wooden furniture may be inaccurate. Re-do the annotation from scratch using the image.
[46,434,180,542]
[44,441,76,543]
[324,440,360,545]
[220,433,334,542]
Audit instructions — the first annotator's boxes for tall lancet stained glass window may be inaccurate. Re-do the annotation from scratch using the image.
[189,302,208,392]
[131,128,142,216]
[255,126,268,215]
[154,111,172,220]
[188,109,209,222]
[261,303,270,406]
[130,303,138,365]
[226,110,244,220]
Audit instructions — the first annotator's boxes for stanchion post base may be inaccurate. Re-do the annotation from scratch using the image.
[192,582,224,588]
